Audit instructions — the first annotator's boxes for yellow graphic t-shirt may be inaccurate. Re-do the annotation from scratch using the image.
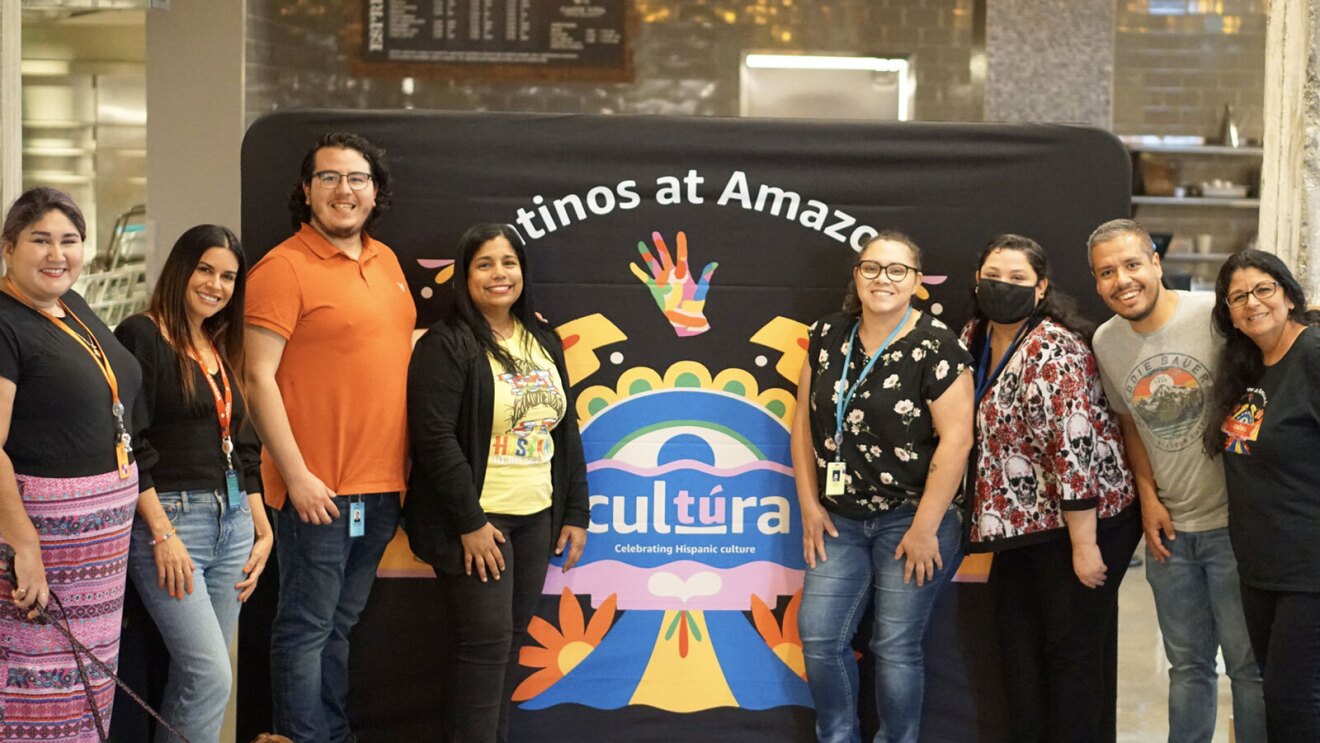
[480,323,566,515]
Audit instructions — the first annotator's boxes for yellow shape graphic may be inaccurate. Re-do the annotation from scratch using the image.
[750,316,810,385]
[630,610,737,711]
[556,313,627,386]
[577,361,796,427]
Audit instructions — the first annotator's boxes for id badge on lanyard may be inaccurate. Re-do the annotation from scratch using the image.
[349,499,365,538]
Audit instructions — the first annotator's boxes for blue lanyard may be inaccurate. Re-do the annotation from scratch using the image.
[833,305,913,458]
[973,320,1033,405]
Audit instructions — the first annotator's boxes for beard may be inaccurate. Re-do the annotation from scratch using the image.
[310,211,367,241]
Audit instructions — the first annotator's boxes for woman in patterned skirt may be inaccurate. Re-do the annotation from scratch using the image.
[0,187,145,741]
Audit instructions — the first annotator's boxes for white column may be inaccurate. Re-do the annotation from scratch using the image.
[0,0,21,216]
[146,9,247,741]
[1259,0,1320,296]
[146,0,246,283]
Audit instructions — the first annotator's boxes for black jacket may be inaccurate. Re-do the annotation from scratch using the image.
[402,318,590,568]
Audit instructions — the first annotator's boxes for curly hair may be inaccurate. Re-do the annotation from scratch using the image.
[286,132,393,234]
[841,230,924,317]
[1203,249,1320,455]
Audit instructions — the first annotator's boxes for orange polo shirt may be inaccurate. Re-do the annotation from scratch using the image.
[245,223,417,509]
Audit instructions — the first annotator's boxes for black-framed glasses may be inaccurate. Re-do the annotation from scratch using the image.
[312,171,374,191]
[857,260,918,282]
[1225,281,1280,308]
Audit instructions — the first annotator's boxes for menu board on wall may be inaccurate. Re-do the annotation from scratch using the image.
[362,0,631,78]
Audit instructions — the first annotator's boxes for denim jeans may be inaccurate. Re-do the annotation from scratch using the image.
[270,492,400,743]
[126,489,254,743]
[799,503,964,743]
[1144,527,1265,743]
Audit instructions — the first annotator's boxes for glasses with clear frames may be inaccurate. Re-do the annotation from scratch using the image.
[312,171,374,191]
[856,260,918,282]
[1225,281,1280,309]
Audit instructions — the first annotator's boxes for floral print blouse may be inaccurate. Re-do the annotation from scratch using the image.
[960,317,1136,552]
[805,311,973,520]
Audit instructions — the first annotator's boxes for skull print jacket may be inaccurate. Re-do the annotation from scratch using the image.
[960,317,1136,552]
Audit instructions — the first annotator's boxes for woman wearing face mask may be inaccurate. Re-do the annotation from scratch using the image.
[1209,250,1320,740]
[792,231,974,743]
[961,234,1139,743]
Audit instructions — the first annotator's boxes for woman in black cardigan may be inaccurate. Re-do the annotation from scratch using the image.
[404,223,589,743]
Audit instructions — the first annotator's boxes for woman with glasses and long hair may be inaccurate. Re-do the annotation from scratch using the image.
[0,187,144,740]
[791,231,974,743]
[403,223,589,743]
[1209,249,1320,740]
[113,224,271,742]
[961,234,1139,743]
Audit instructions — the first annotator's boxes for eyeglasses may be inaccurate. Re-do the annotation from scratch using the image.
[857,260,918,282]
[1225,281,1280,308]
[311,171,374,191]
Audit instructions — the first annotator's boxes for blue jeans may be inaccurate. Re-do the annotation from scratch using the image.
[126,489,254,743]
[270,492,400,743]
[1145,527,1265,743]
[799,503,964,743]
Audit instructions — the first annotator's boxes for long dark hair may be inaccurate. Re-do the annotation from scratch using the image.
[287,132,393,234]
[841,230,924,317]
[148,224,247,402]
[969,233,1096,342]
[1204,249,1320,454]
[447,223,557,373]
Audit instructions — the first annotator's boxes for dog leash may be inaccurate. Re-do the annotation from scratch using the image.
[2,546,193,743]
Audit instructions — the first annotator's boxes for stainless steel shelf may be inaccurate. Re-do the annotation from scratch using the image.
[1132,196,1259,208]
[1127,144,1263,156]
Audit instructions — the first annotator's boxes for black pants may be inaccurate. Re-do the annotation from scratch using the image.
[1239,584,1320,742]
[434,509,552,743]
[989,512,1141,743]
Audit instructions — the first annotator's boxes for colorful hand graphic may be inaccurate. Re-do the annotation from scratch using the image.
[630,231,718,337]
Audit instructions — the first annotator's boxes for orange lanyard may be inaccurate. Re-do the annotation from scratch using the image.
[187,338,234,469]
[4,278,132,478]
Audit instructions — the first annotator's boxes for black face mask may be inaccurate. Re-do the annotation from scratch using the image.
[976,278,1039,324]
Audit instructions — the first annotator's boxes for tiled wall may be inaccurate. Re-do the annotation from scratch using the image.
[1113,0,1267,141]
[245,0,980,125]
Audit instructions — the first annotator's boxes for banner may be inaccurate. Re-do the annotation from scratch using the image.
[238,110,1130,742]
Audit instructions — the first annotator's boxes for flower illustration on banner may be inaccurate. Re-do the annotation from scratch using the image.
[750,591,805,680]
[629,230,718,337]
[513,589,619,701]
[415,258,455,300]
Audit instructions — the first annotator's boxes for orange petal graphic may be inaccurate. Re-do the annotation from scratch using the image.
[511,667,562,701]
[783,590,802,645]
[750,594,784,646]
[526,615,565,649]
[559,587,586,639]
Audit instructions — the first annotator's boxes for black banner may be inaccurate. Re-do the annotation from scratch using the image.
[238,110,1130,742]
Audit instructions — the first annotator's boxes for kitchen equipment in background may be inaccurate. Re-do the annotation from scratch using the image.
[1217,104,1241,148]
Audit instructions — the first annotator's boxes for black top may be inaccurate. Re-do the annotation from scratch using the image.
[1222,326,1320,592]
[402,318,589,572]
[806,311,972,520]
[0,289,149,479]
[114,313,261,495]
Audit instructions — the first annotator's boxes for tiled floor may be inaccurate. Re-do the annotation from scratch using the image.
[1117,542,1235,742]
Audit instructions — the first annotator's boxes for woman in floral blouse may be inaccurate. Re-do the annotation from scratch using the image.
[961,234,1139,743]
[792,231,974,743]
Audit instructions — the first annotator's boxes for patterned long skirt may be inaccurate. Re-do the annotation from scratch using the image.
[0,465,138,742]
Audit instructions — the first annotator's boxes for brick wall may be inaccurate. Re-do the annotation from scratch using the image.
[1113,0,1267,141]
[245,0,979,125]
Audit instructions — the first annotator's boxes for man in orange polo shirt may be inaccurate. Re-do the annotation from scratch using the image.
[245,132,416,743]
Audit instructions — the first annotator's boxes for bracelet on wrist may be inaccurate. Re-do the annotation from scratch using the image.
[149,528,177,547]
